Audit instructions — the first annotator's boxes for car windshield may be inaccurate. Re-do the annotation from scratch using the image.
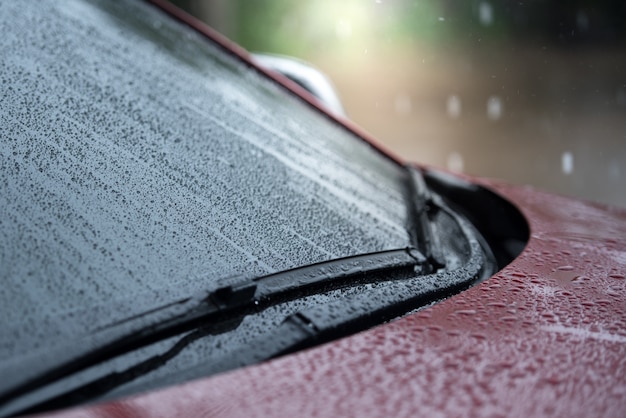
[0,0,411,360]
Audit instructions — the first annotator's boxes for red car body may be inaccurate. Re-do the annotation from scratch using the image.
[27,1,626,417]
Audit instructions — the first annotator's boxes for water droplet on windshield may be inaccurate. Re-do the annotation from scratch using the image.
[561,151,574,175]
[486,96,503,120]
[447,152,464,172]
[478,2,493,26]
[446,95,462,119]
[576,10,589,31]
[335,19,352,40]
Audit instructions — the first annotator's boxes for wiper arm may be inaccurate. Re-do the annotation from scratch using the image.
[405,165,446,272]
[108,200,492,400]
[0,248,426,416]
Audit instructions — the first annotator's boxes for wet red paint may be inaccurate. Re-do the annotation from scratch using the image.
[37,3,626,417]
[41,181,626,417]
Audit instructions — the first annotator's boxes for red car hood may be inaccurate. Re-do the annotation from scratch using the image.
[43,179,626,417]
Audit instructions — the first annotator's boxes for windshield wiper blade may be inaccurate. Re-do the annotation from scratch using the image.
[0,247,426,416]
[107,204,492,400]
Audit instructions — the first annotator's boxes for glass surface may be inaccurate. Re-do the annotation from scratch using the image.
[0,0,411,360]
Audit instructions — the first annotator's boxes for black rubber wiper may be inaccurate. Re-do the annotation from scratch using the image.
[143,241,486,394]
[102,181,494,402]
[0,247,427,416]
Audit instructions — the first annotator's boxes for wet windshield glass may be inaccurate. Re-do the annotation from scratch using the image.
[0,0,410,360]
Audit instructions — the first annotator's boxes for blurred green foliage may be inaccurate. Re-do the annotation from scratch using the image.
[171,0,626,56]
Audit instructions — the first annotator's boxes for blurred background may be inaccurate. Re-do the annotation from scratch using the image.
[171,0,626,208]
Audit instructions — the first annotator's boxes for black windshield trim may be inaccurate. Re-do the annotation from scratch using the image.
[405,166,446,272]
